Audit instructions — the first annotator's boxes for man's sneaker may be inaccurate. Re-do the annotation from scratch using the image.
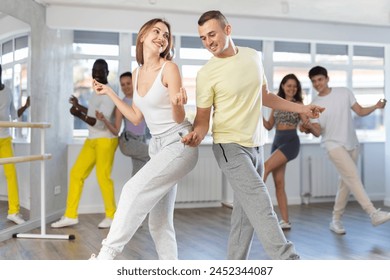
[98,217,113,228]
[51,216,79,228]
[279,219,292,230]
[7,213,26,225]
[370,209,390,226]
[329,220,346,235]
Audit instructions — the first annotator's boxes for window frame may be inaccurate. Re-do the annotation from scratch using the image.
[0,33,30,143]
[70,33,386,142]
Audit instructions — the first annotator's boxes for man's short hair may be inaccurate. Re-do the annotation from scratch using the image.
[308,66,328,79]
[198,10,228,28]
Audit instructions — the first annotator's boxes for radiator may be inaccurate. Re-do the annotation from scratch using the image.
[307,155,362,199]
[308,156,339,198]
[176,152,222,203]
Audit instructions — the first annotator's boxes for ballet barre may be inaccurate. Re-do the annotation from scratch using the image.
[0,154,52,165]
[0,121,74,240]
[0,121,51,129]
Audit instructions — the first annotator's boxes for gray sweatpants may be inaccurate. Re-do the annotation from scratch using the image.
[119,131,150,176]
[98,120,198,259]
[212,143,299,260]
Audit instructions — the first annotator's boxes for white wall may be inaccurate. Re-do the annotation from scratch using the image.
[362,142,387,200]
[45,5,390,44]
[0,15,30,39]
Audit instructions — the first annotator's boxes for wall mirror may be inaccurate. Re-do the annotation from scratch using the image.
[0,11,31,231]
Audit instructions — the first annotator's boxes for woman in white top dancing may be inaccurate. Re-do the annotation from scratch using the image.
[90,18,199,260]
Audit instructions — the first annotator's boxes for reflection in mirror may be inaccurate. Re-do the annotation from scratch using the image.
[0,12,31,231]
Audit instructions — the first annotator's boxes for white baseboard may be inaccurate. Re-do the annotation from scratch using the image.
[384,198,390,207]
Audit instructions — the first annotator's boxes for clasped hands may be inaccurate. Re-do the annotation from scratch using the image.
[305,104,325,119]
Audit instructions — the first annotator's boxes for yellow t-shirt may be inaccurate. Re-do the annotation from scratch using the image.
[196,47,267,147]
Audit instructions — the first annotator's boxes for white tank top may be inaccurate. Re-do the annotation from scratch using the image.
[133,62,176,136]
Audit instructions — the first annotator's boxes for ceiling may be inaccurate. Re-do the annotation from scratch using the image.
[31,0,390,27]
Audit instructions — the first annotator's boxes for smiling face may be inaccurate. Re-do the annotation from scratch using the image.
[120,75,133,98]
[135,18,173,65]
[198,19,232,58]
[282,78,299,100]
[143,22,170,54]
[310,74,329,94]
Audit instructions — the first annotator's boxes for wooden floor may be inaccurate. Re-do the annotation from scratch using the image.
[0,201,390,260]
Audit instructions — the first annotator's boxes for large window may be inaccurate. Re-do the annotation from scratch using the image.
[274,41,311,63]
[0,34,30,141]
[180,36,212,61]
[353,45,384,66]
[178,36,210,125]
[71,32,386,142]
[352,46,385,137]
[316,43,349,64]
[272,41,385,142]
[352,68,385,136]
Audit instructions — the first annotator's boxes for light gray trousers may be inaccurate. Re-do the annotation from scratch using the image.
[98,120,198,259]
[212,143,299,260]
[119,131,150,176]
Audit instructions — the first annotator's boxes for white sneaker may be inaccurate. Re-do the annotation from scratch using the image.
[329,220,346,235]
[279,219,292,230]
[370,209,390,226]
[51,216,79,228]
[89,251,115,260]
[7,213,26,225]
[98,217,113,228]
